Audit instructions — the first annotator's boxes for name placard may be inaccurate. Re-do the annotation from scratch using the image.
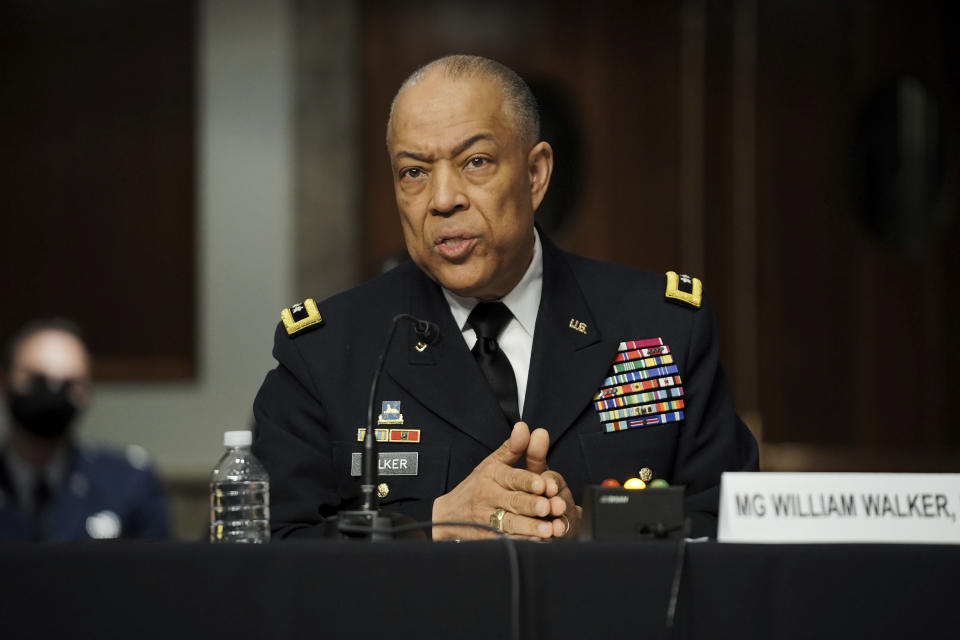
[350,452,418,476]
[718,472,960,544]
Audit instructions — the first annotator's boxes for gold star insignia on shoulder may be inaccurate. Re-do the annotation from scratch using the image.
[281,298,324,336]
[664,271,702,309]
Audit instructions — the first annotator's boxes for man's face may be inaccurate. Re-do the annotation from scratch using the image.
[387,73,551,300]
[7,330,92,407]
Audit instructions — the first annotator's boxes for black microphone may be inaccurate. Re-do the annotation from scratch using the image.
[414,319,440,347]
[336,313,440,540]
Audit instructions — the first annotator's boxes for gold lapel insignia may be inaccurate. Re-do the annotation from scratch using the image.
[568,318,588,334]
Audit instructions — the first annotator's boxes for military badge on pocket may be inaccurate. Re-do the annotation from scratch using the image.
[592,338,685,433]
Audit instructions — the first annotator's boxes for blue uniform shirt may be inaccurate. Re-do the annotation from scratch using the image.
[0,443,170,541]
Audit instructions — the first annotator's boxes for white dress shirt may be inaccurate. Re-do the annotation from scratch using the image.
[441,230,543,417]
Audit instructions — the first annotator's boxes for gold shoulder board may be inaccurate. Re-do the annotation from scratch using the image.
[281,298,324,336]
[664,271,702,309]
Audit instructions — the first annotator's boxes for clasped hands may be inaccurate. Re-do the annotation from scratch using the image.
[432,422,582,541]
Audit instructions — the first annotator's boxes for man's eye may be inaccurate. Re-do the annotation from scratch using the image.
[467,157,487,169]
[401,167,423,179]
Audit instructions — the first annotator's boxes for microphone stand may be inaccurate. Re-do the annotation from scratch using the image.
[335,314,438,541]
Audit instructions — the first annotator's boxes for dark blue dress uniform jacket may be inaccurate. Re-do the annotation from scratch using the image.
[0,444,169,541]
[252,236,759,538]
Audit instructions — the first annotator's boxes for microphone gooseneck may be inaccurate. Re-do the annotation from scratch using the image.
[360,313,440,511]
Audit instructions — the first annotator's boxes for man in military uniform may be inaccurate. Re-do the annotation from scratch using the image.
[0,319,169,540]
[252,55,758,540]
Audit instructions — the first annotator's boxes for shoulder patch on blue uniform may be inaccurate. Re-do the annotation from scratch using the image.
[664,271,702,309]
[281,298,324,336]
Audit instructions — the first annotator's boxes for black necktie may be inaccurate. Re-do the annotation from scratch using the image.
[467,302,521,426]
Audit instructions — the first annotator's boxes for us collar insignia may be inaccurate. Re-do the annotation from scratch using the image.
[568,318,588,334]
[664,271,702,309]
[281,298,324,336]
[377,400,404,425]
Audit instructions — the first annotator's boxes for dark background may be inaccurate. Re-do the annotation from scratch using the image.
[0,0,196,379]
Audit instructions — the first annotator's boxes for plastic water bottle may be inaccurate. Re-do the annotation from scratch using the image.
[210,430,270,543]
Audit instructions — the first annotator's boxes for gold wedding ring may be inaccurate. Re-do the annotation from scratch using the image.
[560,515,571,537]
[490,507,506,533]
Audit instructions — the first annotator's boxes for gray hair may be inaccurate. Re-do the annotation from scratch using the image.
[386,55,540,149]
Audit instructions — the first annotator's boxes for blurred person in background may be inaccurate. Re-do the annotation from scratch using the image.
[0,319,169,540]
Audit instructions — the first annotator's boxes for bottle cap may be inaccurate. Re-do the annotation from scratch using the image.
[224,430,252,447]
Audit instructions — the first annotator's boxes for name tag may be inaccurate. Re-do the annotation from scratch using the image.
[350,452,418,476]
[718,472,960,544]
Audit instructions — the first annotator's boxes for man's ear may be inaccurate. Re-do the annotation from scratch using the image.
[528,141,554,212]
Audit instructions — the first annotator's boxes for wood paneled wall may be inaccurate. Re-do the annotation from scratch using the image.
[754,1,959,458]
[0,0,196,379]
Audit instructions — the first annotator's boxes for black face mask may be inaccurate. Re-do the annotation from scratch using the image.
[6,375,80,439]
